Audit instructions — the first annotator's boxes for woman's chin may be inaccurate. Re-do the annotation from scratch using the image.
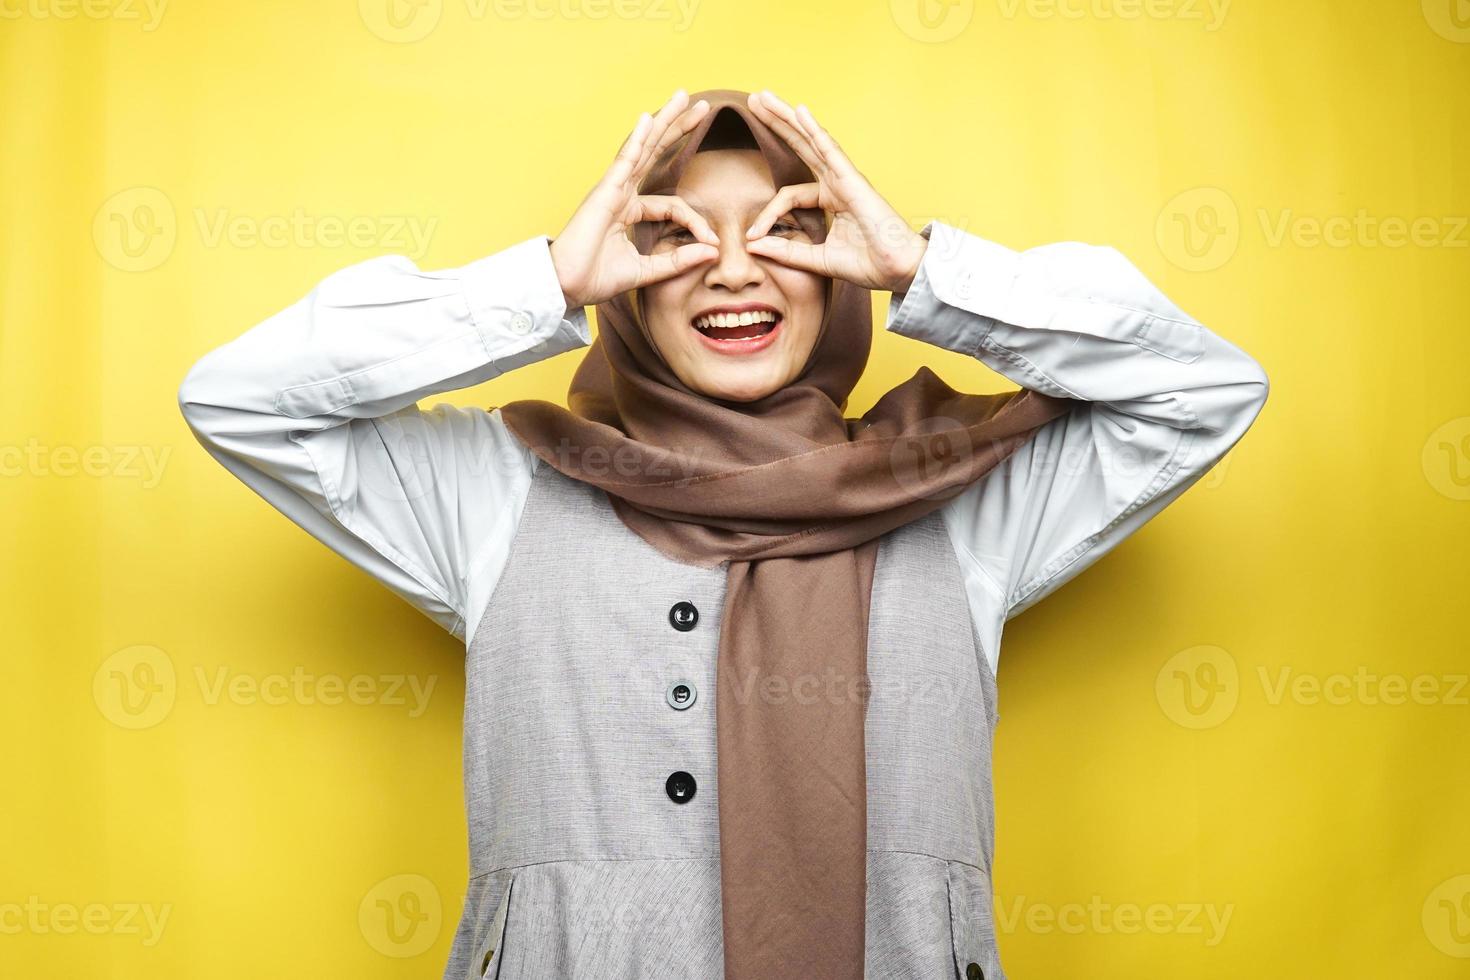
[688,366,788,403]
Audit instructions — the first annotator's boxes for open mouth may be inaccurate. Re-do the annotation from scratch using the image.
[689,304,784,354]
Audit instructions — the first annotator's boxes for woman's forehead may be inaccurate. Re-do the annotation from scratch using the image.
[675,150,777,217]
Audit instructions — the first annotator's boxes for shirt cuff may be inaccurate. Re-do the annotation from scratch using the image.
[884,220,1021,357]
[462,234,592,361]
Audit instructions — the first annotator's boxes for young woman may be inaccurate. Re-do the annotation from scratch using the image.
[178,88,1269,980]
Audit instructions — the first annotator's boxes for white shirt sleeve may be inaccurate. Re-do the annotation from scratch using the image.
[177,234,591,644]
[887,220,1270,676]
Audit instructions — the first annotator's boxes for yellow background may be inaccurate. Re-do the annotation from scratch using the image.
[4,0,1469,977]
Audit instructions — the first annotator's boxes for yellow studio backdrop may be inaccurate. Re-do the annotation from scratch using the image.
[2,1,1467,977]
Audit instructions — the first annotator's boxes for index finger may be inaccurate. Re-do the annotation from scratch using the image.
[747,90,827,178]
[794,102,862,182]
[631,96,712,188]
[602,90,693,191]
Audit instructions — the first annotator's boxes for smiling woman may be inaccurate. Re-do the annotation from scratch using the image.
[177,87,1269,980]
[637,137,828,400]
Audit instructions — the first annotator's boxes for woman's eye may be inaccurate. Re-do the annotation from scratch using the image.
[661,226,695,241]
[771,220,801,235]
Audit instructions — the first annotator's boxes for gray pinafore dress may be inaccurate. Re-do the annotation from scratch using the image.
[446,461,1005,980]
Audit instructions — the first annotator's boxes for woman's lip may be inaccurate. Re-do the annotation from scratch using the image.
[690,315,784,356]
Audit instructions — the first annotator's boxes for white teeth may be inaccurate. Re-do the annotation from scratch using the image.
[692,309,779,330]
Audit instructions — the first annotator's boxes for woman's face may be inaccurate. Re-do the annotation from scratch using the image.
[639,149,827,403]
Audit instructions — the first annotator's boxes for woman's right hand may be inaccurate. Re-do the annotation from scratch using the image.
[549,90,722,309]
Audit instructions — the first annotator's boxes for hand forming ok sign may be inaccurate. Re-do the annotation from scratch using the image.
[743,90,929,295]
[549,90,722,309]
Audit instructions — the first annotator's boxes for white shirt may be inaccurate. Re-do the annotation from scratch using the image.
[177,221,1269,676]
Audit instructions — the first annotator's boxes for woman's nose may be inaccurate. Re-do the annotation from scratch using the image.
[703,225,765,290]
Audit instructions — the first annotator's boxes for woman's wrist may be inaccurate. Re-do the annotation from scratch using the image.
[884,235,928,295]
[548,237,587,310]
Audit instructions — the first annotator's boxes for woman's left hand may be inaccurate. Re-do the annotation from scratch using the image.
[744,90,928,294]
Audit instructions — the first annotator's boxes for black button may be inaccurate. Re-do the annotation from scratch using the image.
[669,601,699,631]
[666,679,697,710]
[966,963,984,980]
[666,770,696,803]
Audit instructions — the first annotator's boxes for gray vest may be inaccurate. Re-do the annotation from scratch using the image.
[445,462,1006,980]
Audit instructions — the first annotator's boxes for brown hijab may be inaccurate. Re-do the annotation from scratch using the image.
[499,88,1072,979]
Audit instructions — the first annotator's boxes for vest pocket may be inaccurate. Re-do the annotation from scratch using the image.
[946,860,1004,980]
[469,873,516,980]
